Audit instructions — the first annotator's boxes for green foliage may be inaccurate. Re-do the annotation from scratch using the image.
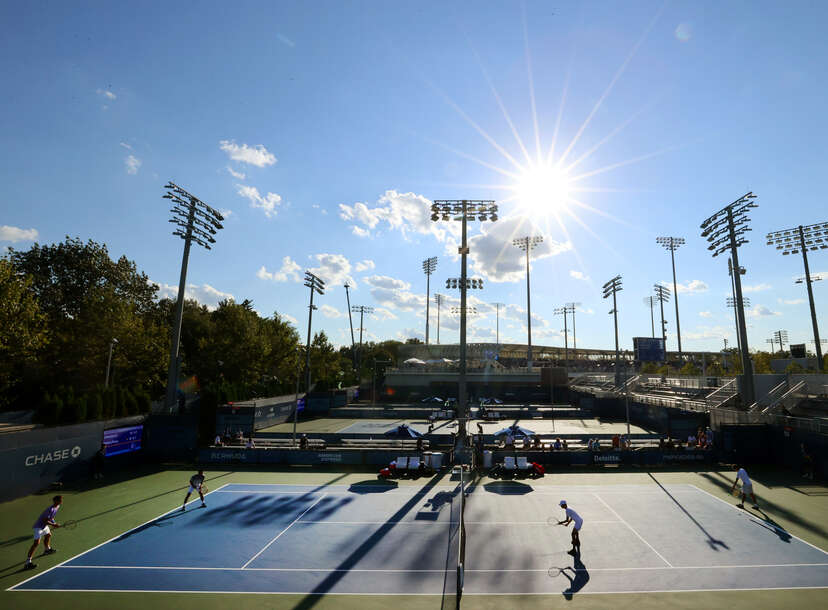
[656,364,670,376]
[639,363,659,374]
[752,351,773,374]
[785,361,805,374]
[89,391,104,421]
[679,361,702,376]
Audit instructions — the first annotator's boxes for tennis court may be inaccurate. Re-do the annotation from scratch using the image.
[9,476,828,599]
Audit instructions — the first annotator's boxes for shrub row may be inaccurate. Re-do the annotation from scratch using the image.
[36,385,151,426]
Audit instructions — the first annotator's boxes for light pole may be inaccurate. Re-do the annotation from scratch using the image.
[566,302,580,361]
[726,296,750,358]
[105,338,118,388]
[773,330,789,355]
[553,307,569,363]
[351,305,374,377]
[423,257,438,345]
[766,221,827,372]
[656,237,685,362]
[602,275,623,386]
[643,296,656,337]
[766,338,776,354]
[513,235,543,371]
[344,283,356,371]
[293,345,302,446]
[491,302,505,346]
[701,192,759,406]
[431,200,498,439]
[654,284,671,359]
[162,182,224,411]
[304,271,325,393]
[435,293,445,344]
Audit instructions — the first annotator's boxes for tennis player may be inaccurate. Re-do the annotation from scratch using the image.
[558,500,583,556]
[24,495,63,570]
[731,465,759,509]
[181,470,207,511]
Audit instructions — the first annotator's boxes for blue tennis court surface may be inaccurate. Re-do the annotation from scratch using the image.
[9,481,828,596]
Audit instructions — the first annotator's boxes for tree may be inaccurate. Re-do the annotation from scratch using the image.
[752,352,773,374]
[679,361,701,376]
[309,331,339,389]
[0,259,48,408]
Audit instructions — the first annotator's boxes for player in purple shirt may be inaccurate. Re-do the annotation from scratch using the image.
[24,495,63,570]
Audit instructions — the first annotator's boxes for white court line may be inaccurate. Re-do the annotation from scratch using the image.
[690,484,828,556]
[11,586,828,596]
[54,562,828,572]
[290,520,622,525]
[6,482,230,592]
[241,493,326,569]
[593,492,673,568]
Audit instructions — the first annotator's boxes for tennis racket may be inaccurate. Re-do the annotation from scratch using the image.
[200,485,209,494]
[548,566,565,577]
[62,520,78,530]
[547,516,565,526]
[731,487,741,497]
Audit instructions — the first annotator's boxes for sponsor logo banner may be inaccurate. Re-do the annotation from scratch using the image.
[25,446,82,467]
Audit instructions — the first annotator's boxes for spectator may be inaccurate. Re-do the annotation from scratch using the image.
[687,433,697,447]
[705,426,714,446]
[665,437,675,449]
[416,437,424,452]
[477,422,484,435]
[612,434,620,449]
[593,438,601,451]
[562,439,568,450]
[554,438,562,451]
[801,444,814,480]
[214,434,222,446]
[505,430,514,448]
[659,437,665,449]
[300,434,309,450]
[587,438,594,451]
[235,430,243,443]
[246,437,255,449]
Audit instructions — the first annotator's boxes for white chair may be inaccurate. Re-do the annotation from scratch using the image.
[516,456,530,470]
[396,456,409,470]
[408,456,420,470]
[504,456,516,471]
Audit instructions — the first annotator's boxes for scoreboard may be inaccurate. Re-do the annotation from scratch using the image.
[102,425,143,457]
[633,337,666,362]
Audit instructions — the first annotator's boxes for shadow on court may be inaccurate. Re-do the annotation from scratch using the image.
[348,480,398,494]
[292,470,453,610]
[483,481,534,495]
[648,473,729,551]
[750,508,793,543]
[562,554,589,600]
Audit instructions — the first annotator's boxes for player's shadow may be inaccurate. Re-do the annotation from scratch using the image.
[112,510,185,541]
[483,481,533,495]
[348,480,398,494]
[648,473,729,551]
[750,508,792,543]
[561,554,590,600]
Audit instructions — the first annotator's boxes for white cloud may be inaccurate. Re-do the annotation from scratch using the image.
[397,328,425,342]
[338,190,460,243]
[569,270,589,281]
[747,305,780,317]
[119,142,132,150]
[320,304,345,319]
[466,216,572,282]
[97,88,116,100]
[355,259,376,272]
[277,33,295,47]
[373,307,398,321]
[364,274,423,312]
[237,185,282,217]
[219,140,276,167]
[683,325,731,341]
[226,166,246,180]
[778,298,805,305]
[152,281,233,310]
[0,225,38,242]
[125,155,141,175]
[219,208,233,219]
[699,311,712,318]
[280,313,299,326]
[310,253,356,287]
[742,283,772,293]
[662,279,708,294]
[256,256,302,282]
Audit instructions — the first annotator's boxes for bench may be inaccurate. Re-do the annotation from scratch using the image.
[220,438,327,450]
[341,439,430,450]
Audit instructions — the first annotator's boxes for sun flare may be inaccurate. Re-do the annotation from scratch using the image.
[513,162,572,214]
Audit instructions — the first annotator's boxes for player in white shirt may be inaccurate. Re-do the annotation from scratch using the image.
[557,500,583,556]
[731,465,759,509]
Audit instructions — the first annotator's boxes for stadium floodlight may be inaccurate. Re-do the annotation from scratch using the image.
[602,275,623,385]
[513,235,544,371]
[654,284,671,356]
[656,237,685,362]
[431,199,497,434]
[766,338,776,353]
[773,330,789,352]
[451,306,478,316]
[105,338,118,388]
[766,220,826,371]
[422,257,438,345]
[344,283,356,370]
[303,271,326,391]
[491,303,505,346]
[643,296,656,338]
[701,193,758,405]
[351,305,374,378]
[434,293,446,344]
[553,307,570,363]
[163,182,224,412]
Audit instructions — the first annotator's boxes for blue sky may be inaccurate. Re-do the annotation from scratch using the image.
[2,0,826,354]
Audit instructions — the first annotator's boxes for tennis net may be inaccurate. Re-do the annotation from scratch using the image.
[457,465,466,609]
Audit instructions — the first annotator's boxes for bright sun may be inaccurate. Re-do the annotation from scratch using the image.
[513,163,572,214]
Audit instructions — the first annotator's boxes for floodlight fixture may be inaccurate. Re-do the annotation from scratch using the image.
[422,256,438,344]
[513,235,544,370]
[602,275,623,383]
[766,220,826,371]
[656,236,685,361]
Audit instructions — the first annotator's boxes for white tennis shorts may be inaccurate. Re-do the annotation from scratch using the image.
[188,485,202,494]
[33,526,50,540]
[742,482,753,495]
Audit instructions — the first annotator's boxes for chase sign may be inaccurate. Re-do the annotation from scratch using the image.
[25,445,82,467]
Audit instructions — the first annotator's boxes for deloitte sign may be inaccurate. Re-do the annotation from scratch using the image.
[25,445,82,467]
